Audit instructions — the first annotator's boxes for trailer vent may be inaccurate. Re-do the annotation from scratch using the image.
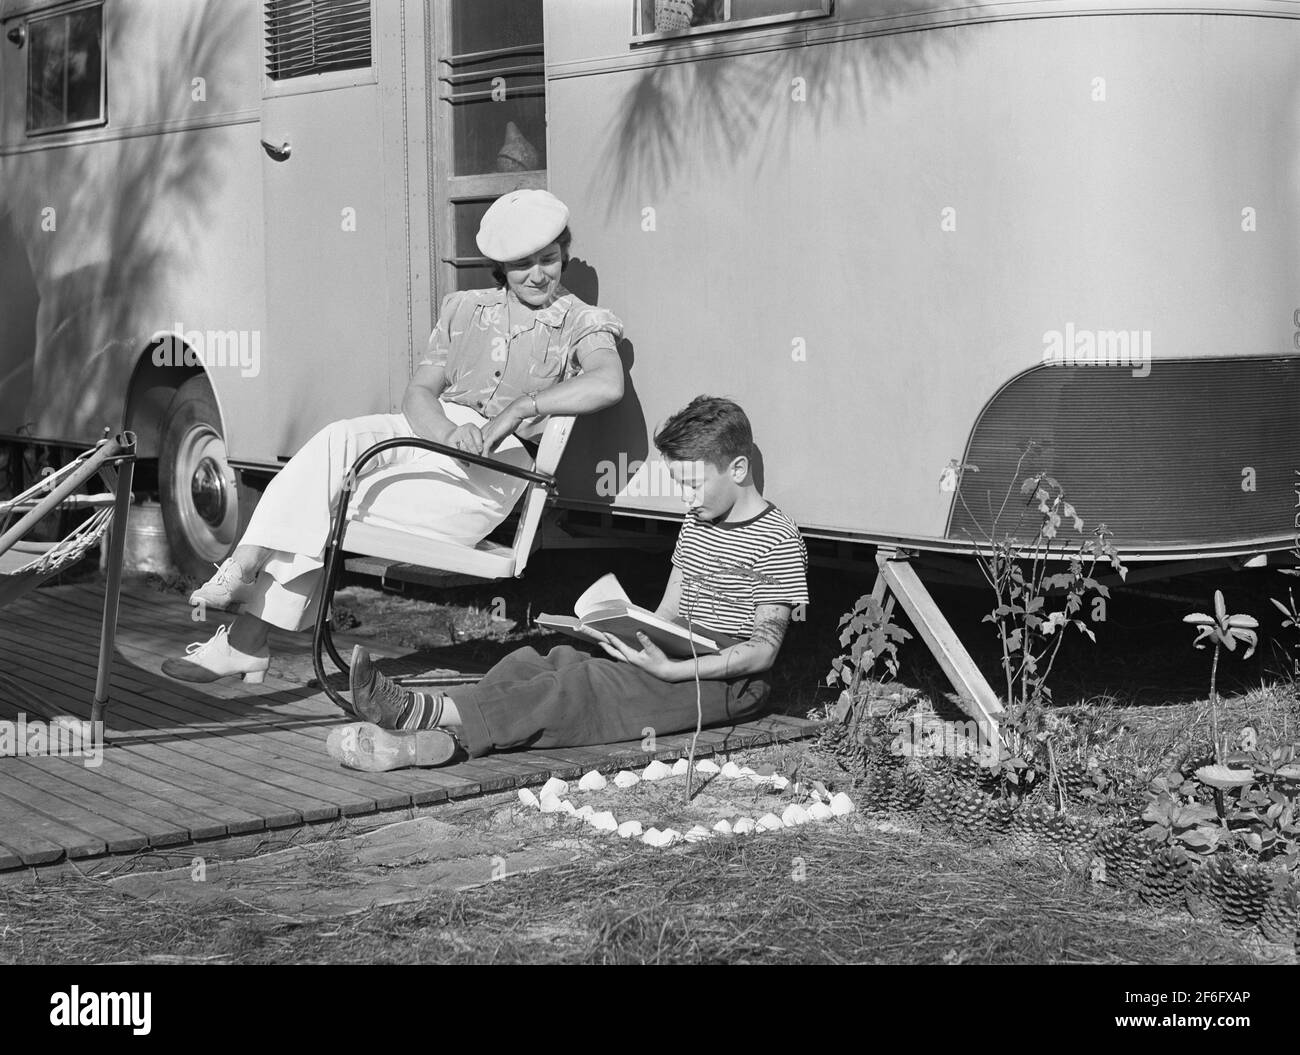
[265,0,371,80]
[946,357,1300,554]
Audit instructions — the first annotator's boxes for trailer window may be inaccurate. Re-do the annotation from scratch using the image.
[25,3,105,135]
[265,0,372,80]
[443,0,545,178]
[633,0,832,40]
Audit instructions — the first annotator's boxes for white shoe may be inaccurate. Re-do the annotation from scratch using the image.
[190,557,259,611]
[161,625,270,684]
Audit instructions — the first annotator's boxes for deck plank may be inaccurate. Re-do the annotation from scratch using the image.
[0,581,819,872]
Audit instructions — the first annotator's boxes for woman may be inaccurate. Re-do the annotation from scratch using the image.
[162,190,624,684]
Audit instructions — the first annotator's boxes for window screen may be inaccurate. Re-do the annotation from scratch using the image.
[265,0,372,80]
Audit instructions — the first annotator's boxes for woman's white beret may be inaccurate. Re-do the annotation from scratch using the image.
[476,189,570,263]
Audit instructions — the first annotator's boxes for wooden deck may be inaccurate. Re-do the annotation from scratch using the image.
[0,580,817,872]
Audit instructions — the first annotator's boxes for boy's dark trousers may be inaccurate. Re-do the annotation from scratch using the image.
[450,645,770,757]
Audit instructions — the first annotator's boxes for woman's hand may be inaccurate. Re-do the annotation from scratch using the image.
[480,398,530,453]
[448,423,485,455]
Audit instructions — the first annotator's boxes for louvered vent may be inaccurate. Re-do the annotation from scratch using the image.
[265,0,371,80]
[947,357,1300,553]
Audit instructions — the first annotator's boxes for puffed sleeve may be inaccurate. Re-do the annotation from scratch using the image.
[566,304,624,370]
[418,291,468,369]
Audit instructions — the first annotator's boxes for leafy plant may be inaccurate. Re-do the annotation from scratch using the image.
[945,443,1126,800]
[1141,774,1223,856]
[1183,590,1258,764]
[825,593,912,702]
[946,443,1126,715]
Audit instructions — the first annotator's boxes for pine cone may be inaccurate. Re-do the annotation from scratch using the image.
[1095,827,1147,887]
[1220,862,1272,930]
[1007,802,1056,856]
[1139,846,1193,907]
[1054,759,1095,802]
[1184,856,1231,922]
[1258,876,1300,947]
[952,785,994,830]
[890,767,927,812]
[985,799,1017,834]
[919,773,959,827]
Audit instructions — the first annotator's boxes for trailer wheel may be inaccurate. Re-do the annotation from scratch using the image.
[159,375,240,579]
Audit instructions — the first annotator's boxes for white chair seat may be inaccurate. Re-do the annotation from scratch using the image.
[342,519,518,580]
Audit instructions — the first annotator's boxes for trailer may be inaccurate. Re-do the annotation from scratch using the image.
[1,0,1297,582]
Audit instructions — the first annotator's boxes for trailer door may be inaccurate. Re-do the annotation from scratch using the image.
[255,0,390,459]
[426,0,547,297]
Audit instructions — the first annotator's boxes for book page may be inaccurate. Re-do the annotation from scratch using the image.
[574,572,632,620]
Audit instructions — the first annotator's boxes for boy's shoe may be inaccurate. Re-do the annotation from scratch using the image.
[350,646,446,730]
[189,558,259,611]
[349,646,407,726]
[161,625,270,684]
[325,722,458,772]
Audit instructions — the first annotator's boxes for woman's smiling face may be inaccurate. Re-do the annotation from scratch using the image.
[503,241,564,307]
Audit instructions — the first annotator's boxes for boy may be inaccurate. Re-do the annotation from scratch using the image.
[326,395,809,771]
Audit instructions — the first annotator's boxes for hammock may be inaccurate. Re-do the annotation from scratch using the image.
[0,433,137,725]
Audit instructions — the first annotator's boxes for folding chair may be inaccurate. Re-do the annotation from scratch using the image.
[311,416,575,712]
[0,433,136,727]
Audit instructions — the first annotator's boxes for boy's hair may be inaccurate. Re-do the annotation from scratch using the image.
[653,396,753,470]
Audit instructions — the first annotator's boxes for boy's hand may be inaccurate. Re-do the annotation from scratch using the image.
[598,633,685,682]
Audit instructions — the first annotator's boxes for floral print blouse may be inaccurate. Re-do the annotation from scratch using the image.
[419,285,623,440]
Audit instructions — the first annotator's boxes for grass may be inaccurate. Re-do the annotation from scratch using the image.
[1,817,1283,965]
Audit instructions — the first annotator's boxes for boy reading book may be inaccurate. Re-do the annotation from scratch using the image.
[534,572,744,658]
[326,395,809,771]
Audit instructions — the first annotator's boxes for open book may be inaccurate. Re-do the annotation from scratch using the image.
[535,573,743,658]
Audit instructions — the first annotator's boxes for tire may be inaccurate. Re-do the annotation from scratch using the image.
[159,375,241,579]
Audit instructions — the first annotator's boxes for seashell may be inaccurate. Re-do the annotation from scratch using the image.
[781,804,811,826]
[671,758,690,776]
[695,760,721,774]
[720,761,743,779]
[756,813,784,832]
[770,776,789,791]
[642,760,672,781]
[613,770,640,789]
[559,800,578,815]
[578,771,607,791]
[517,788,539,808]
[829,792,856,816]
[538,794,565,814]
[660,829,683,846]
[641,827,666,846]
[617,820,643,838]
[539,777,569,799]
[685,825,713,843]
[712,819,733,834]
[808,802,835,822]
[572,804,594,820]
[587,810,618,832]
[738,766,758,778]
[731,817,756,834]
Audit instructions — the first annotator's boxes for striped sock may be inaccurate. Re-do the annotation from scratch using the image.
[397,690,445,731]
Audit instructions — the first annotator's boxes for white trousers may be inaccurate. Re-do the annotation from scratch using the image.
[238,401,532,631]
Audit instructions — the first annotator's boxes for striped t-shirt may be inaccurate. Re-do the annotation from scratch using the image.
[670,503,810,639]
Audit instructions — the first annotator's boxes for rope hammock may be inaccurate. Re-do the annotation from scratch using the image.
[0,433,137,725]
[0,446,122,607]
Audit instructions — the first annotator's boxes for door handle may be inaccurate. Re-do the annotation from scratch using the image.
[261,139,291,161]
